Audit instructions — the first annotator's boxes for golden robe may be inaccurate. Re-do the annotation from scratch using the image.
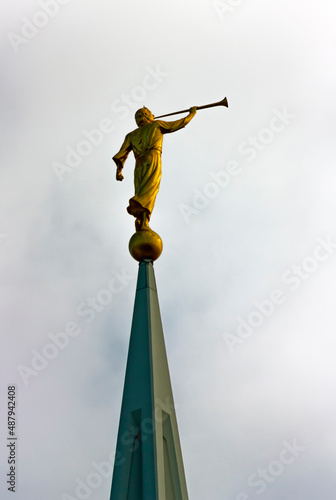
[113,117,189,219]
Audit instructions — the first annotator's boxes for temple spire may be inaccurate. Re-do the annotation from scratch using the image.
[109,259,188,500]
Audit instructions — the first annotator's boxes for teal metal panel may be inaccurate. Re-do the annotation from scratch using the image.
[110,260,188,500]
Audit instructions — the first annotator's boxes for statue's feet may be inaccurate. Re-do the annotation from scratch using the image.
[135,212,150,232]
[141,212,150,230]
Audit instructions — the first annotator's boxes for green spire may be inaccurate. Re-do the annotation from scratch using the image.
[110,260,188,500]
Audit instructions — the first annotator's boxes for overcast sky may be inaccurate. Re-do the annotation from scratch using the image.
[1,1,336,499]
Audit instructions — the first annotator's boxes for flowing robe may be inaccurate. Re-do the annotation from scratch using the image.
[113,117,189,219]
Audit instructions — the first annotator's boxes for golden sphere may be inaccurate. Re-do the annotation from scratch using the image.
[129,229,163,262]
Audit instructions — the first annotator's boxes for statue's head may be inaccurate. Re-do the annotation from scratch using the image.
[135,107,154,126]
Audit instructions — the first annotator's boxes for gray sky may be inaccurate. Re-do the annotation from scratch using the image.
[1,1,336,499]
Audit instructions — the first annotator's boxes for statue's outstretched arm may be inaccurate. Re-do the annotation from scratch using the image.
[184,107,197,124]
[157,107,197,135]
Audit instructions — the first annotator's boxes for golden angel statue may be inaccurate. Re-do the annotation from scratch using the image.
[113,106,197,231]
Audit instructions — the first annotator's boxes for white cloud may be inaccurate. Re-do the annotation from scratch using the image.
[1,0,336,498]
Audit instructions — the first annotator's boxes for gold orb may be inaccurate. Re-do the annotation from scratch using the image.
[129,229,163,262]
